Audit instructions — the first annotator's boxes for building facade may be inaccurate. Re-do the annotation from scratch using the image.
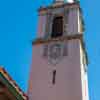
[28,0,89,100]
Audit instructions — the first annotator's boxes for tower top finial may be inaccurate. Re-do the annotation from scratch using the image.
[53,0,64,3]
[53,0,78,4]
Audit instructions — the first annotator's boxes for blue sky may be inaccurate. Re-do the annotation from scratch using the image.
[0,0,99,99]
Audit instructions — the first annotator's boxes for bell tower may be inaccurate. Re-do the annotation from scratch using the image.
[28,0,89,100]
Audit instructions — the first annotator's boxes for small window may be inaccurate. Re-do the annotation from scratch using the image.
[51,16,63,38]
[52,70,56,85]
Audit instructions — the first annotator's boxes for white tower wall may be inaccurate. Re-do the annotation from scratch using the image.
[28,39,83,100]
[28,2,89,100]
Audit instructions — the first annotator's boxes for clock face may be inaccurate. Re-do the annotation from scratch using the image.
[48,43,62,65]
[43,42,68,65]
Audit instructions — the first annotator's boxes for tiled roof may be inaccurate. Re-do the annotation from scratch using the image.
[0,67,28,100]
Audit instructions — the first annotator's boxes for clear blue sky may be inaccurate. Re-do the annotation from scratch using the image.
[0,0,99,99]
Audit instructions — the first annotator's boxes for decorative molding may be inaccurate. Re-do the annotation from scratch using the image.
[38,2,80,13]
[32,34,82,45]
[63,8,69,36]
[32,34,88,65]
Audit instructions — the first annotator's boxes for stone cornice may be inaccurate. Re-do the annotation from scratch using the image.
[38,2,80,13]
[32,34,88,65]
[32,34,82,45]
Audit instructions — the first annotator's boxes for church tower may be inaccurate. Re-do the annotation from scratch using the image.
[28,0,89,100]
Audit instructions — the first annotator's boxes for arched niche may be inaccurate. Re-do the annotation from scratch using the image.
[51,16,63,38]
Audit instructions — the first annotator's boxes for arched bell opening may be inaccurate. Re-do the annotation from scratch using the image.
[51,16,63,38]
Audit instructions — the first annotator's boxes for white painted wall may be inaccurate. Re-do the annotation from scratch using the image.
[38,6,80,38]
[67,8,79,35]
[28,3,89,100]
[37,15,47,38]
[28,39,83,100]
[80,44,89,100]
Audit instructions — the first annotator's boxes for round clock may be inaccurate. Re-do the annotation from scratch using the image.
[48,43,62,65]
